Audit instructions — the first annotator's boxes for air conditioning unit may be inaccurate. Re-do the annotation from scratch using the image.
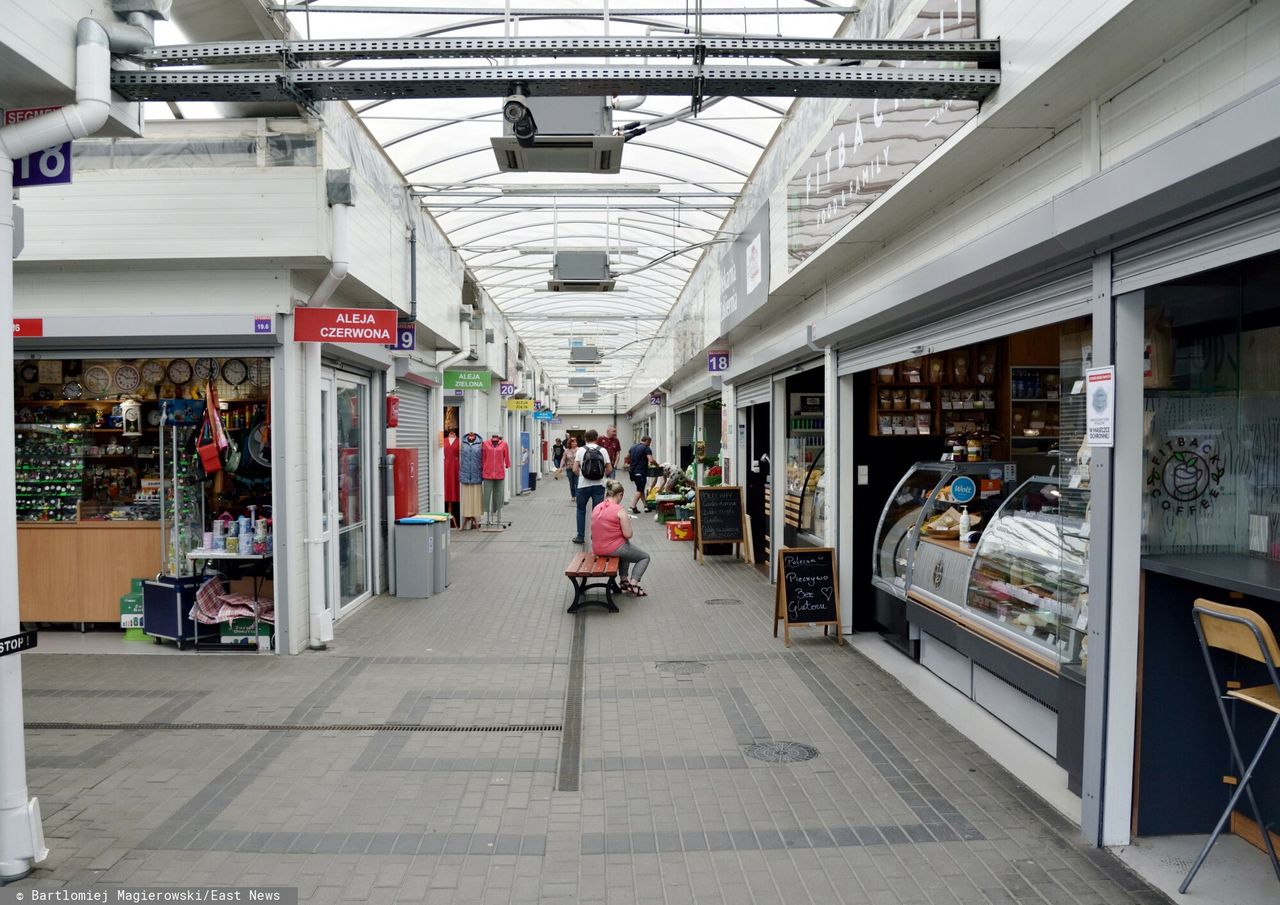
[579,392,600,403]
[567,376,598,387]
[569,346,602,364]
[549,251,615,292]
[492,96,623,174]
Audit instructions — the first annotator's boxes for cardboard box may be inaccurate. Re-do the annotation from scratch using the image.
[666,520,693,541]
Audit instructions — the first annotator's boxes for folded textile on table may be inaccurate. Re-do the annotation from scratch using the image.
[189,578,275,624]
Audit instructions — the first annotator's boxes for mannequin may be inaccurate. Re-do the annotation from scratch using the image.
[459,431,484,530]
[481,431,511,528]
[443,429,460,527]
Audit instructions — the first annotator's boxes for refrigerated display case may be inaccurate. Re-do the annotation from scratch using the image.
[871,460,1014,605]
[965,475,1089,671]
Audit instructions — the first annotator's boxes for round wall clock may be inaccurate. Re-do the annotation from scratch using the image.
[62,381,83,400]
[140,360,166,386]
[221,358,248,386]
[82,365,111,395]
[194,357,220,381]
[19,363,38,383]
[114,365,141,393]
[167,359,193,385]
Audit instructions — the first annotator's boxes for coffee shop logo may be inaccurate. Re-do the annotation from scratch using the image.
[1146,437,1225,515]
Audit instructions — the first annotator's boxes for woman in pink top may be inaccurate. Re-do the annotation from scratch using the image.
[591,481,651,596]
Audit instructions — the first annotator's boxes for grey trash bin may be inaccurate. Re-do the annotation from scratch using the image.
[420,513,450,594]
[394,517,436,598]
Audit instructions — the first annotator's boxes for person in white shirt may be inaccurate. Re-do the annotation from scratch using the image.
[570,428,613,544]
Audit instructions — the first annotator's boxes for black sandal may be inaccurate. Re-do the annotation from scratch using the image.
[629,583,648,597]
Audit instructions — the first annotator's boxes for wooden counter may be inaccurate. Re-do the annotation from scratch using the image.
[917,534,975,555]
[18,522,161,623]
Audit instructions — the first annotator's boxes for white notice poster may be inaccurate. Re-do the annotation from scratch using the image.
[1085,366,1115,448]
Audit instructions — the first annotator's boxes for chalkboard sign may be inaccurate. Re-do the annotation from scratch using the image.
[774,547,841,647]
[695,485,745,558]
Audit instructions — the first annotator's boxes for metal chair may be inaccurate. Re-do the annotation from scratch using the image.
[1180,598,1280,893]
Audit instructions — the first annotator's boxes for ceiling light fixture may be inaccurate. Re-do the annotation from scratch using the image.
[499,184,661,195]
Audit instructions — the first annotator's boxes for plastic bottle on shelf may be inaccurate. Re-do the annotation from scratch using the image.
[959,506,971,535]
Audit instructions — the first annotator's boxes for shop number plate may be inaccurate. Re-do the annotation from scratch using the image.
[0,630,37,657]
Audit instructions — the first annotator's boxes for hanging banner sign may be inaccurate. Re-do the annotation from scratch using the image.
[0,630,37,657]
[5,107,72,187]
[533,410,556,421]
[1085,366,1116,448]
[294,307,396,344]
[444,369,492,391]
[13,318,43,337]
[507,399,535,411]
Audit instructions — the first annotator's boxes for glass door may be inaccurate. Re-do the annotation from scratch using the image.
[327,371,373,618]
[320,374,336,627]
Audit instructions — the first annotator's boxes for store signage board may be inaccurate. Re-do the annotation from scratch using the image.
[387,321,415,351]
[694,485,745,563]
[294,307,396,344]
[6,107,72,187]
[499,382,517,397]
[13,318,43,337]
[720,204,772,332]
[534,410,555,421]
[507,399,535,411]
[774,547,841,648]
[708,351,731,373]
[1086,366,1116,448]
[0,630,37,657]
[444,370,492,392]
[784,0,979,273]
[649,393,664,406]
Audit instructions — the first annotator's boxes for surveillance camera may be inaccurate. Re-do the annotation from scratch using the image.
[503,94,529,124]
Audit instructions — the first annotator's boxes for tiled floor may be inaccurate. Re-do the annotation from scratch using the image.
[11,487,1176,903]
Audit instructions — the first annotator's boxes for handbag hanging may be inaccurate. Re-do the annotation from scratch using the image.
[196,412,222,476]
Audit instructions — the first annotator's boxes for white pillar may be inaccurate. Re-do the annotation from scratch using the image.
[0,157,47,883]
[305,340,332,647]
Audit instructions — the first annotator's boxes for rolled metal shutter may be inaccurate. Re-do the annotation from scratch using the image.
[395,381,432,508]
[837,269,1092,376]
[1112,189,1280,295]
[734,377,772,408]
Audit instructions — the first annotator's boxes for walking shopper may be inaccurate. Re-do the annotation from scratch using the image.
[552,436,564,469]
[571,429,612,544]
[592,481,652,596]
[599,425,623,474]
[626,435,656,513]
[559,436,578,498]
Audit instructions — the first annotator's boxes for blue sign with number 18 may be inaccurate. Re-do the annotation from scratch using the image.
[707,351,730,372]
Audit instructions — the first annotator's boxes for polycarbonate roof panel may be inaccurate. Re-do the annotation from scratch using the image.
[176,2,859,392]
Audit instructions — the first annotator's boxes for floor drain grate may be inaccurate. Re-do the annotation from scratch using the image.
[26,721,562,733]
[744,741,820,764]
[655,661,708,675]
[705,598,743,606]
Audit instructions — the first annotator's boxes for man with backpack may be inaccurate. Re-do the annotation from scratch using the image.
[570,428,613,544]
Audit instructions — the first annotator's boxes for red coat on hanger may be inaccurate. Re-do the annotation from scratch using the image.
[481,436,510,480]
[443,434,460,503]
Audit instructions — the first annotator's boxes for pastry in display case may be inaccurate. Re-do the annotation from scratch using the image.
[964,476,1089,669]
[872,461,1014,605]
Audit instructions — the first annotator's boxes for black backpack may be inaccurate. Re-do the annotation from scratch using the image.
[580,445,606,480]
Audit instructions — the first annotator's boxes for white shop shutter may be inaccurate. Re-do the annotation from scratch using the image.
[1112,189,1280,295]
[734,377,772,408]
[836,269,1092,376]
[396,381,431,508]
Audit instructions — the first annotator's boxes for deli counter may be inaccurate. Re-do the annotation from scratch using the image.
[871,462,1090,792]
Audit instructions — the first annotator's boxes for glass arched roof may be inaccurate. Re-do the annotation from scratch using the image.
[166,2,858,396]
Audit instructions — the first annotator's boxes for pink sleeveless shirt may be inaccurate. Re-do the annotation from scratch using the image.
[591,498,626,555]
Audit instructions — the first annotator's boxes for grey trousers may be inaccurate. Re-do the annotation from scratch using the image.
[613,541,650,582]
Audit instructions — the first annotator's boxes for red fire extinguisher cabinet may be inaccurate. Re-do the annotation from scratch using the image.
[387,447,419,519]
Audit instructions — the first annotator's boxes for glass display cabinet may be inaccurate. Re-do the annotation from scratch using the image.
[965,476,1089,670]
[872,460,1014,606]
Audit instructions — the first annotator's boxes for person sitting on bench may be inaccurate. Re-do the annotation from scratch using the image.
[591,480,651,597]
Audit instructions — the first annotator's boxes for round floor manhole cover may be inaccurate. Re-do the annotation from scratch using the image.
[655,661,708,675]
[705,598,743,606]
[744,741,819,764]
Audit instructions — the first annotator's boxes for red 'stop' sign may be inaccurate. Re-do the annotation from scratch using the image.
[13,318,43,337]
[294,308,397,344]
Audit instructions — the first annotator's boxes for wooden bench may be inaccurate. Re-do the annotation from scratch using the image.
[565,553,621,613]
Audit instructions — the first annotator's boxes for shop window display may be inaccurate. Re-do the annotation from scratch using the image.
[784,384,826,545]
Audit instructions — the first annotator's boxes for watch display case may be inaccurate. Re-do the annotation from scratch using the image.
[964,476,1089,669]
[872,460,1014,604]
